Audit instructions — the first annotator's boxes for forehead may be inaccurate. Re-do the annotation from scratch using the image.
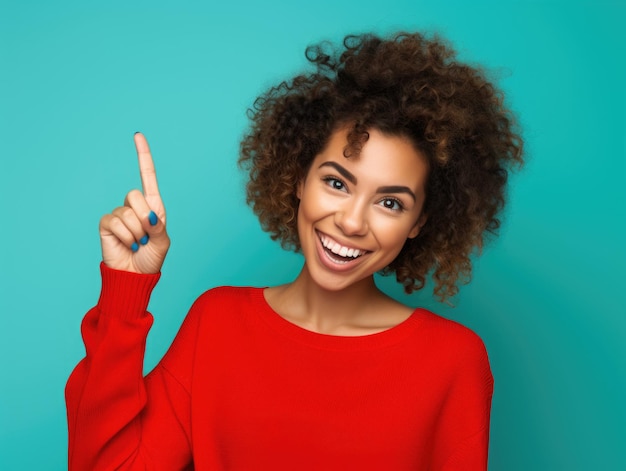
[311,127,429,189]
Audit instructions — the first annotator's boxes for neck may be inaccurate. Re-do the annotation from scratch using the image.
[274,263,388,335]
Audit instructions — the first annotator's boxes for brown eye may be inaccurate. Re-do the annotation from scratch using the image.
[323,177,347,192]
[380,198,403,212]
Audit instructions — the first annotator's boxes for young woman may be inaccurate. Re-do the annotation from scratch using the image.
[66,32,523,470]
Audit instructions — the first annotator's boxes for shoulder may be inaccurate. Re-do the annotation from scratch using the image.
[183,285,266,326]
[163,286,266,355]
[191,285,263,308]
[410,310,494,396]
[413,309,491,369]
[419,310,486,346]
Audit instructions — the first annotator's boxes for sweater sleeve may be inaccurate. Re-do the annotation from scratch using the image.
[65,263,197,471]
[437,332,495,471]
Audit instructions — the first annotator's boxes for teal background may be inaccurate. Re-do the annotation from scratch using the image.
[1,0,624,469]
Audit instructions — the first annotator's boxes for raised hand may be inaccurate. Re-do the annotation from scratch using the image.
[99,133,170,274]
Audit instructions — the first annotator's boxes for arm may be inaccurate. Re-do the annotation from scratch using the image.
[65,265,194,470]
[65,134,192,469]
[438,333,495,471]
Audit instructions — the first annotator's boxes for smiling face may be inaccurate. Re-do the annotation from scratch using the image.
[296,127,429,292]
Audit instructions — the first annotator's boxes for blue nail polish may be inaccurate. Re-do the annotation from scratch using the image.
[131,242,139,252]
[149,211,158,226]
[140,234,149,245]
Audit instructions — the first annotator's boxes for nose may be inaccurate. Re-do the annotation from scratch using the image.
[334,199,368,236]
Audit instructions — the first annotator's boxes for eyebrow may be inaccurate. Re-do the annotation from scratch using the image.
[319,161,357,184]
[318,161,416,202]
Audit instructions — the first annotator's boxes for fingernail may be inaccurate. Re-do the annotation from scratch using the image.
[134,131,141,135]
[131,242,139,252]
[149,211,158,226]
[140,234,149,245]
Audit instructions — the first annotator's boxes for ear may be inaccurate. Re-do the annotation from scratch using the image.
[296,179,304,200]
[408,213,428,239]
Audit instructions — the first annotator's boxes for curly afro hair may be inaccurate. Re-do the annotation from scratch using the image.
[239,32,523,301]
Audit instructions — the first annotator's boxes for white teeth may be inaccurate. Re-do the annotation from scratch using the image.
[319,233,364,258]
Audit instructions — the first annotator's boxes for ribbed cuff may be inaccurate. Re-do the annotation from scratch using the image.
[98,262,161,321]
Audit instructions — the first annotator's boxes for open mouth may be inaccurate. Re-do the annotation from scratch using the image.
[317,231,368,264]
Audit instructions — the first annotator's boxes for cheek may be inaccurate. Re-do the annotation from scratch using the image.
[300,187,334,218]
[296,189,324,236]
[374,218,417,250]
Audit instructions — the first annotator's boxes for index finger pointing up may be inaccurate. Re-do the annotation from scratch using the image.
[134,132,161,198]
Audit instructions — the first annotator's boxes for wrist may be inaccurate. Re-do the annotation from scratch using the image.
[98,262,161,321]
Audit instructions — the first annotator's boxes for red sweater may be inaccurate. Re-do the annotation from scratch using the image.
[66,264,494,470]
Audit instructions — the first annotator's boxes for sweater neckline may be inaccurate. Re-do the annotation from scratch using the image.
[248,287,429,351]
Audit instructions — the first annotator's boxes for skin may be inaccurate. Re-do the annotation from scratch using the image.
[103,129,428,336]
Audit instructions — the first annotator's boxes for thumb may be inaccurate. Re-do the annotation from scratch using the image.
[136,209,170,274]
[144,209,168,241]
